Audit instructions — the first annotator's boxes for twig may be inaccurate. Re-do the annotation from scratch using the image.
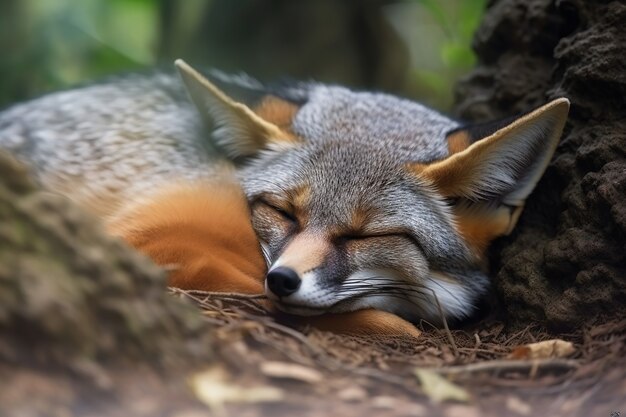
[426,287,460,358]
[170,287,267,300]
[171,288,269,314]
[432,358,580,378]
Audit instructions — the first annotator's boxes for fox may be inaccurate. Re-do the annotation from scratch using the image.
[0,59,569,326]
[107,176,422,338]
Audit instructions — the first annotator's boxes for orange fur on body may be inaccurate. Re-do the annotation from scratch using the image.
[107,180,421,339]
[108,181,266,293]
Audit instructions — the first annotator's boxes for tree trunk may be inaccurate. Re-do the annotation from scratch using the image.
[454,0,626,329]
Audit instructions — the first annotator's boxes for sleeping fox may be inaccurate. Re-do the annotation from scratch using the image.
[107,177,422,338]
[0,59,569,326]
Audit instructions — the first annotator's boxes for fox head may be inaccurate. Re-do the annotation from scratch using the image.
[176,60,569,324]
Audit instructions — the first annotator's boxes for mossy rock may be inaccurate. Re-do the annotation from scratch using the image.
[0,152,211,367]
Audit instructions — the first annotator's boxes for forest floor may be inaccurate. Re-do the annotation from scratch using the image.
[2,289,624,417]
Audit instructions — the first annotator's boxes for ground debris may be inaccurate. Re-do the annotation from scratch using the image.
[414,369,471,404]
[190,366,284,411]
[508,339,576,360]
[1,150,624,416]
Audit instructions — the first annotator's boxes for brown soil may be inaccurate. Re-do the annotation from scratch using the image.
[455,0,626,330]
[2,290,624,417]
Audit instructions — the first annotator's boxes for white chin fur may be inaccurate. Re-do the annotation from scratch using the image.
[265,267,474,323]
[335,269,474,323]
[422,273,474,320]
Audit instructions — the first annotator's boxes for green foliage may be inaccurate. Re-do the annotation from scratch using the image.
[411,0,486,108]
[0,0,159,106]
[0,0,485,109]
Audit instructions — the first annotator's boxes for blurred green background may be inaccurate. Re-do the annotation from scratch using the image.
[0,0,485,111]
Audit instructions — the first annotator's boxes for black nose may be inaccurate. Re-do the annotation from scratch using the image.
[266,267,301,297]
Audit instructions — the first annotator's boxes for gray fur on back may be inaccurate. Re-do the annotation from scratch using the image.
[0,71,461,219]
[293,85,458,162]
[0,73,216,212]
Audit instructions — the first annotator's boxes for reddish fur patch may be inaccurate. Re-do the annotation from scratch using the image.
[108,181,266,293]
[291,309,422,338]
[411,150,488,198]
[253,96,299,132]
[447,130,471,155]
[287,185,311,224]
[453,205,512,257]
[276,232,331,276]
[349,207,375,233]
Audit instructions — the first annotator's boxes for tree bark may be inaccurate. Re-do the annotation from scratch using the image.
[454,0,626,329]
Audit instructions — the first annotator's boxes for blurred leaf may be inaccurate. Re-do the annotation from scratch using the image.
[413,69,448,95]
[71,0,158,65]
[441,43,476,68]
[414,369,471,403]
[508,339,576,360]
[260,361,324,384]
[414,0,453,38]
[459,0,487,40]
[190,366,284,411]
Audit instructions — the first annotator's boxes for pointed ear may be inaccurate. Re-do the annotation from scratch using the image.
[414,98,569,206]
[410,98,569,242]
[175,59,298,158]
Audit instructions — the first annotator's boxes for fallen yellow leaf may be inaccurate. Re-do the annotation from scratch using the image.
[508,339,575,360]
[414,369,471,404]
[190,366,284,411]
[260,361,323,384]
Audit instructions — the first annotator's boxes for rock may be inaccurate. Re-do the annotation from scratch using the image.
[0,151,211,367]
[454,0,626,329]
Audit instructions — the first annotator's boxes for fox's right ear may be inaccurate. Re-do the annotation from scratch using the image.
[175,59,299,159]
[409,98,569,251]
[419,98,569,207]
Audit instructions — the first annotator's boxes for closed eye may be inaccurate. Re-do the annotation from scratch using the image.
[339,232,411,242]
[259,199,297,223]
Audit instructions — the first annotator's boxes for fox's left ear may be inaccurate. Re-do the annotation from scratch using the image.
[175,59,299,159]
[411,98,569,242]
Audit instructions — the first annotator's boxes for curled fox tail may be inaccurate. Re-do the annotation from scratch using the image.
[107,178,266,294]
[107,178,420,339]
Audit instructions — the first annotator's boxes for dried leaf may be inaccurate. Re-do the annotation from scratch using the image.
[508,339,575,360]
[337,387,367,402]
[414,369,470,403]
[260,361,323,384]
[371,396,398,409]
[190,366,283,410]
[506,397,532,416]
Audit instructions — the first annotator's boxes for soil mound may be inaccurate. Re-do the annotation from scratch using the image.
[455,0,626,329]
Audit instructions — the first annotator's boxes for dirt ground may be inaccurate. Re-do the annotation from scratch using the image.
[2,289,624,417]
[1,121,623,417]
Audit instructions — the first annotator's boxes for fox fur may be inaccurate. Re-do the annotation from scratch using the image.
[0,59,569,326]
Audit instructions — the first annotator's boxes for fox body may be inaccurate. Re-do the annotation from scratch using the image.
[0,60,569,325]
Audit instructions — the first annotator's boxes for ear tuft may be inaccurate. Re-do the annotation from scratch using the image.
[175,59,298,159]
